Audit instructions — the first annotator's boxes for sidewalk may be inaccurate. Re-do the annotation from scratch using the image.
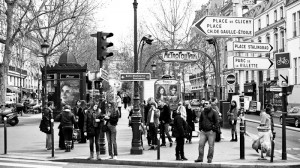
[1,107,300,168]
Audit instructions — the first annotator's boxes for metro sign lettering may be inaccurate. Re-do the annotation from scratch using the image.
[161,49,200,62]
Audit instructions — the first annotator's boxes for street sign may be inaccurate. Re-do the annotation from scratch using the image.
[275,52,290,69]
[232,56,274,70]
[227,84,235,93]
[160,49,201,62]
[193,16,254,37]
[228,41,273,52]
[270,87,282,92]
[120,73,151,81]
[226,74,236,85]
[98,68,108,81]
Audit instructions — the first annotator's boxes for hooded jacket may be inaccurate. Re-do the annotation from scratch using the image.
[55,109,76,127]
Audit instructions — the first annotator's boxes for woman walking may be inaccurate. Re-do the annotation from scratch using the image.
[185,102,195,143]
[83,103,102,160]
[55,105,76,152]
[104,102,119,159]
[116,92,122,118]
[227,100,238,142]
[172,111,188,161]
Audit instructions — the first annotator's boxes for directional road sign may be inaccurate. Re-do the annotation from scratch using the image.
[120,73,151,81]
[232,57,274,70]
[228,41,273,52]
[193,16,254,37]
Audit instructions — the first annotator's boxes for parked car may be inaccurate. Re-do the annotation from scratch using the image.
[279,106,300,128]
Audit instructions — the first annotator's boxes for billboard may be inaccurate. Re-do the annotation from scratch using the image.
[154,79,181,110]
[60,80,80,107]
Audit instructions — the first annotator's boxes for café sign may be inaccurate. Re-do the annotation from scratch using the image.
[160,49,200,62]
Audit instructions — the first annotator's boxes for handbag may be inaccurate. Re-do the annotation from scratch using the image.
[72,129,81,141]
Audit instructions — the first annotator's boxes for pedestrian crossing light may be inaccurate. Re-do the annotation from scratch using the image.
[97,32,114,60]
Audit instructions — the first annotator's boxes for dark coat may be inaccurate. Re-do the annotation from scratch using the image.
[83,109,102,135]
[199,107,219,132]
[159,104,171,123]
[186,107,196,131]
[77,107,86,128]
[55,109,76,128]
[172,114,186,138]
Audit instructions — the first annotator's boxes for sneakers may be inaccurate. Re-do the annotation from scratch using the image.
[113,156,118,159]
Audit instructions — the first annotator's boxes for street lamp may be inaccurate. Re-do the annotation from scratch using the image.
[151,61,157,78]
[206,37,220,101]
[40,39,53,157]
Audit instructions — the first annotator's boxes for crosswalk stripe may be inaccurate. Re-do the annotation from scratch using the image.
[0,158,67,165]
[0,162,63,168]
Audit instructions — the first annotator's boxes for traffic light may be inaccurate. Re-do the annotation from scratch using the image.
[97,32,114,60]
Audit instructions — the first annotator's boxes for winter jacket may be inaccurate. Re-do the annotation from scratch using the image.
[159,104,171,124]
[83,109,102,134]
[199,107,219,132]
[227,107,238,121]
[105,107,119,126]
[172,114,186,138]
[55,109,76,128]
[147,107,160,127]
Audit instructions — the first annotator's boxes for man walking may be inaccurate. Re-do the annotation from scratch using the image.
[195,100,219,163]
[158,100,173,147]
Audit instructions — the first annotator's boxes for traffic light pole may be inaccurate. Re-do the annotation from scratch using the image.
[99,59,106,155]
[131,0,143,155]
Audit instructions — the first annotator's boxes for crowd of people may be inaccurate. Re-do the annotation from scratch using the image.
[39,91,274,163]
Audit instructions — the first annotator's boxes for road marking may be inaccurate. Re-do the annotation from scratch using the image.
[0,162,62,168]
[0,158,67,165]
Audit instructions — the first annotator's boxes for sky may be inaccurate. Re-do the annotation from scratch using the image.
[94,0,210,48]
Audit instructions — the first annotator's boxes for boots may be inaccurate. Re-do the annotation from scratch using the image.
[87,152,94,160]
[96,152,101,160]
[181,152,188,161]
[230,134,234,142]
[234,133,238,142]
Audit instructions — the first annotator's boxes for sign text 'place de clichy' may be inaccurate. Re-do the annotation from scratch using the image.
[161,49,200,62]
[193,16,254,37]
[231,57,274,70]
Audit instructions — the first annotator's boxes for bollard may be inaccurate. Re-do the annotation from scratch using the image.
[240,119,245,159]
[4,117,7,154]
[51,118,54,157]
[157,130,160,160]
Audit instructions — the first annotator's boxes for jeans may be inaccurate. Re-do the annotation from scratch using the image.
[106,123,118,156]
[160,123,173,144]
[148,123,157,146]
[198,130,216,161]
[88,127,100,152]
[175,137,185,157]
[46,134,51,149]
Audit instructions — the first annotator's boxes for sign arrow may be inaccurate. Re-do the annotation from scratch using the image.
[193,16,254,37]
[233,57,274,70]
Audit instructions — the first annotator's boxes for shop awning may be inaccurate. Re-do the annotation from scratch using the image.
[7,86,21,93]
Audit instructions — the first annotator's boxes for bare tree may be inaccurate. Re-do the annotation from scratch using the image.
[0,0,100,106]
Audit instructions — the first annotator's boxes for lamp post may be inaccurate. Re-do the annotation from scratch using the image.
[131,0,143,154]
[206,37,220,101]
[40,40,53,157]
[151,61,157,78]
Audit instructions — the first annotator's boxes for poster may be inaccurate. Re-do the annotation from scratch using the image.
[154,79,181,110]
[60,80,80,107]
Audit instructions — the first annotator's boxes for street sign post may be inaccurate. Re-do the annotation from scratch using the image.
[231,56,274,70]
[275,53,290,69]
[193,16,254,37]
[226,74,236,85]
[228,41,273,52]
[120,73,151,81]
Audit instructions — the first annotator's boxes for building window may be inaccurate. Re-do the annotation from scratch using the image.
[298,11,300,36]
[258,19,261,30]
[274,10,277,22]
[280,6,283,19]
[294,58,298,84]
[266,14,269,26]
[280,31,285,52]
[293,13,296,37]
[246,71,249,82]
[274,33,278,52]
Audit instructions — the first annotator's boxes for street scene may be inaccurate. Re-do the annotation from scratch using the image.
[1,0,300,167]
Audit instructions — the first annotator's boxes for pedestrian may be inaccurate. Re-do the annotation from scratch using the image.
[123,93,129,110]
[55,105,76,152]
[195,100,219,163]
[116,92,122,118]
[146,101,160,150]
[172,110,188,161]
[40,101,54,150]
[104,101,120,159]
[185,102,196,143]
[144,97,154,146]
[157,100,173,147]
[177,102,186,121]
[78,100,87,143]
[227,100,238,142]
[83,103,102,160]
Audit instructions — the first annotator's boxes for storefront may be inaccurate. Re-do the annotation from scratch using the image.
[244,83,256,101]
[263,80,278,108]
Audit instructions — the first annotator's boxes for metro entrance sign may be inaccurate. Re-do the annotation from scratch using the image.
[160,49,201,62]
[193,16,254,37]
[232,56,274,70]
[120,73,151,81]
[228,41,273,52]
